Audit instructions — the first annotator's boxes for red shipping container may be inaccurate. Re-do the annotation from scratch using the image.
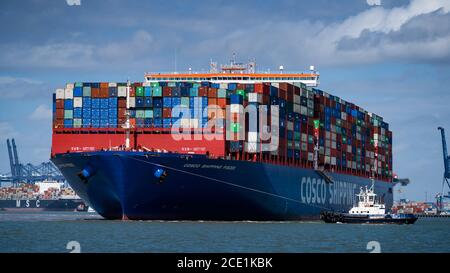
[199,87,209,97]
[208,88,217,98]
[100,88,109,98]
[100,82,109,88]
[56,109,64,119]
[163,108,172,118]
[54,119,64,128]
[56,99,64,109]
[118,98,126,108]
[130,87,136,97]
[217,98,227,108]
[163,86,172,97]
[208,98,217,106]
[91,88,100,98]
[133,82,142,87]
[118,108,127,118]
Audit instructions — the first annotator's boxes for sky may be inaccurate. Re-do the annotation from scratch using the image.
[0,0,449,201]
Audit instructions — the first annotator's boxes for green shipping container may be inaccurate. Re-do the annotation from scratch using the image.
[152,87,162,97]
[73,118,82,127]
[217,89,227,98]
[136,86,144,97]
[150,82,159,87]
[83,87,91,97]
[144,110,153,118]
[75,82,83,87]
[231,123,240,133]
[64,110,73,119]
[236,89,246,98]
[136,110,145,118]
[180,97,190,107]
[190,88,198,97]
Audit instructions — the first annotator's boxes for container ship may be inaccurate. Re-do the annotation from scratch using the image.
[51,58,394,220]
[0,181,88,212]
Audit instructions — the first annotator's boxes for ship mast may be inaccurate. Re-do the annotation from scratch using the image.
[124,79,131,149]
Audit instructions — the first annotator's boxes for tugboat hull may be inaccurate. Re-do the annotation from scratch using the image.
[320,211,418,224]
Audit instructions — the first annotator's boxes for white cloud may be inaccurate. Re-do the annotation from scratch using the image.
[184,0,450,68]
[29,104,52,121]
[0,30,155,70]
[0,122,18,141]
[367,0,381,6]
[0,76,50,99]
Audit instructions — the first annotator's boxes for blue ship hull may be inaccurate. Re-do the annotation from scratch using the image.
[51,151,393,220]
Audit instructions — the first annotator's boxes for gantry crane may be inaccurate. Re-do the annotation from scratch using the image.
[437,127,450,213]
[3,139,64,184]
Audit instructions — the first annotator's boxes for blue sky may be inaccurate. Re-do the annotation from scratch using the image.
[0,0,449,201]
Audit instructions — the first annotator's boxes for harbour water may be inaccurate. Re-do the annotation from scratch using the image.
[0,212,448,253]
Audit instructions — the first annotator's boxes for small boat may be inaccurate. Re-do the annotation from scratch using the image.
[320,180,418,224]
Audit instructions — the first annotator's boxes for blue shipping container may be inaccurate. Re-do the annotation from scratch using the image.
[64,99,73,109]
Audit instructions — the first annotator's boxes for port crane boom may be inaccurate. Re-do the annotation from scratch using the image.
[437,127,450,213]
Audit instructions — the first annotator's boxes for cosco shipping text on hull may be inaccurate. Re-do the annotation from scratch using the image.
[52,152,393,220]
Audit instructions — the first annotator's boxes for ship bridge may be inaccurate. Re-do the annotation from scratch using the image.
[145,56,320,87]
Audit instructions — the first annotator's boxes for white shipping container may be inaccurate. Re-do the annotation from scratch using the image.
[293,104,301,113]
[73,97,83,108]
[66,83,74,89]
[325,148,331,156]
[287,121,293,131]
[230,104,241,113]
[325,131,331,139]
[293,95,300,104]
[308,152,314,161]
[331,141,336,149]
[108,82,117,87]
[129,97,136,108]
[301,133,307,142]
[56,89,65,99]
[347,146,352,153]
[248,93,262,103]
[142,82,151,87]
[332,132,336,141]
[331,157,336,165]
[248,132,259,142]
[325,156,331,164]
[352,161,357,169]
[220,83,228,89]
[245,142,260,153]
[271,83,279,88]
[180,119,190,128]
[300,106,307,116]
[341,112,347,120]
[190,119,199,128]
[64,88,73,99]
[118,86,127,97]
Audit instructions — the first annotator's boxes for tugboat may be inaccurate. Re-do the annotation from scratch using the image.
[320,180,418,224]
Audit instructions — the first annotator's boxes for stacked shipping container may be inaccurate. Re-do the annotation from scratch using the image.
[53,81,393,181]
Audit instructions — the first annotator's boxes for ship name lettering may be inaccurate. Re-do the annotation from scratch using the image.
[300,177,326,204]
